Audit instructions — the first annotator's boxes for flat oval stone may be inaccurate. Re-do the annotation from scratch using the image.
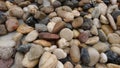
[72,17,83,28]
[85,36,99,45]
[108,33,120,44]
[98,3,107,15]
[64,61,74,68]
[100,53,108,63]
[60,28,73,41]
[56,61,64,68]
[35,23,48,32]
[100,15,109,24]
[98,29,107,42]
[107,63,120,68]
[34,40,52,47]
[101,25,113,35]
[95,63,107,68]
[111,46,120,56]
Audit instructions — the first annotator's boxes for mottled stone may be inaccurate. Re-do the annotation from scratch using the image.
[0,40,15,47]
[100,53,108,63]
[34,40,52,47]
[64,61,73,68]
[35,24,47,32]
[79,31,89,43]
[0,58,13,68]
[58,38,69,48]
[72,17,83,28]
[0,25,7,35]
[98,29,107,42]
[98,3,107,15]
[108,33,120,44]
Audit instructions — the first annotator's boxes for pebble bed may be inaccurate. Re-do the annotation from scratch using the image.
[0,0,120,68]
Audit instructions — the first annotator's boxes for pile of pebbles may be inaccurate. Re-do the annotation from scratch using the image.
[1,0,120,68]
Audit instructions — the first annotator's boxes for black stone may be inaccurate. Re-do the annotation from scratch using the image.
[26,16,38,27]
[83,4,92,11]
[115,57,120,64]
[65,23,73,29]
[81,18,93,30]
[0,12,7,24]
[81,48,90,65]
[80,12,88,17]
[111,10,120,21]
[59,56,71,64]
[103,0,110,5]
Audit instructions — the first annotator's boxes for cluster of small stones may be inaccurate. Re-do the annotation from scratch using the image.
[1,0,120,68]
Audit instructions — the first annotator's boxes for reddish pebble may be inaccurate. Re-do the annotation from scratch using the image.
[0,58,13,68]
[79,32,89,43]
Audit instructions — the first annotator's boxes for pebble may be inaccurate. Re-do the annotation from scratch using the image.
[95,63,107,68]
[98,29,107,42]
[0,1,8,11]
[64,61,74,68]
[26,16,38,27]
[51,0,61,8]
[112,10,120,21]
[69,39,81,47]
[11,52,24,68]
[63,12,74,22]
[88,47,100,66]
[100,53,108,63]
[56,61,64,68]
[107,5,118,14]
[60,28,73,41]
[98,3,107,15]
[28,44,44,61]
[9,6,24,18]
[100,15,109,24]
[22,52,39,68]
[73,29,80,38]
[0,25,7,35]
[17,24,34,34]
[0,12,7,24]
[0,47,13,60]
[39,52,58,68]
[47,22,56,32]
[108,33,120,44]
[81,48,90,65]
[110,0,117,5]
[107,13,117,30]
[48,12,57,18]
[75,64,82,68]
[53,48,67,59]
[79,31,89,43]
[44,45,57,52]
[111,46,120,56]
[0,32,16,40]
[70,45,80,63]
[92,7,100,18]
[85,36,99,45]
[6,18,19,32]
[12,32,23,41]
[93,42,109,53]
[37,0,43,4]
[93,18,101,28]
[28,5,38,14]
[34,11,46,20]
[117,15,120,27]
[25,30,38,42]
[107,63,120,68]
[0,58,13,68]
[58,38,69,48]
[101,25,113,35]
[72,17,83,28]
[39,32,59,40]
[43,0,51,7]
[52,21,66,33]
[34,40,52,47]
[72,10,80,17]
[50,17,62,23]
[65,23,73,29]
[0,39,15,47]
[90,25,98,35]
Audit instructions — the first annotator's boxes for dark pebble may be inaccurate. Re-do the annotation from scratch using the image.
[80,12,88,17]
[115,57,120,64]
[0,12,7,24]
[98,29,107,42]
[0,24,7,35]
[71,0,79,7]
[111,10,120,21]
[65,23,73,29]
[26,16,38,27]
[64,1,74,8]
[59,56,71,64]
[103,0,110,5]
[83,4,92,11]
[35,23,47,32]
[81,48,90,65]
[52,0,61,8]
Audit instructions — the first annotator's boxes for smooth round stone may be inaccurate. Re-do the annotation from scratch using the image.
[79,31,89,43]
[58,38,69,49]
[101,25,113,35]
[0,47,13,60]
[100,15,109,24]
[111,46,120,56]
[88,47,100,66]
[0,25,7,35]
[39,52,58,68]
[75,64,82,68]
[107,13,117,30]
[0,1,7,11]
[100,53,108,63]
[70,39,80,47]
[22,52,39,68]
[98,29,107,42]
[0,40,15,47]
[95,63,107,68]
[93,42,109,53]
[56,61,64,68]
[81,48,90,65]
[98,3,107,15]
[25,30,38,42]
[108,33,120,44]
[73,29,80,38]
[70,45,80,63]
[34,40,52,47]
[28,45,44,61]
[72,10,80,17]
[0,58,13,68]
[72,17,83,28]
[53,48,67,59]
[60,28,73,41]
[47,22,56,32]
[90,25,98,35]
[50,17,62,23]
[107,63,120,68]
[64,61,74,68]
[85,36,99,45]
[93,18,101,28]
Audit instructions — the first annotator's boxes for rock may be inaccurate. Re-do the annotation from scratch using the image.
[63,47,70,54]
[39,52,58,68]
[12,32,23,41]
[111,46,120,56]
[41,6,54,14]
[60,28,73,41]
[47,22,56,32]
[50,17,62,23]
[101,25,113,35]
[25,30,38,42]
[39,32,59,40]
[100,53,108,63]
[81,48,90,65]
[73,29,80,38]
[0,40,15,47]
[110,0,117,5]
[98,3,107,15]
[112,10,120,21]
[58,38,69,48]
[17,24,34,34]
[63,12,74,22]
[93,42,109,53]
[22,52,39,68]
[28,44,44,61]
[93,18,101,28]
[107,13,117,30]
[64,61,74,68]
[72,17,83,28]
[0,32,16,40]
[0,58,13,68]
[11,52,24,68]
[95,63,107,68]
[35,23,47,32]
[0,12,7,24]
[75,64,82,68]
[0,25,7,35]
[108,33,120,44]
[117,15,120,27]
[111,44,120,48]
[72,10,80,17]
[34,11,46,20]
[56,61,64,68]
[44,45,57,52]
[65,23,73,29]
[53,48,67,59]
[0,1,7,11]
[107,5,118,14]
[9,6,24,18]
[48,12,57,18]
[52,21,66,33]
[92,7,100,18]
[90,25,98,35]
[88,47,100,66]
[28,5,38,14]
[0,47,13,60]
[34,40,51,47]
[69,39,80,47]
[37,0,43,4]
[100,15,109,24]
[107,63,120,68]
[79,31,89,43]
[85,36,99,45]
[70,45,80,63]
[98,29,107,42]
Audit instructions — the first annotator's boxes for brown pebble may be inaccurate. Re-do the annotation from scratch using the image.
[34,40,52,47]
[79,32,89,43]
[64,61,74,68]
[72,17,83,28]
[0,24,7,35]
[101,25,113,35]
[117,15,120,28]
[0,1,7,11]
